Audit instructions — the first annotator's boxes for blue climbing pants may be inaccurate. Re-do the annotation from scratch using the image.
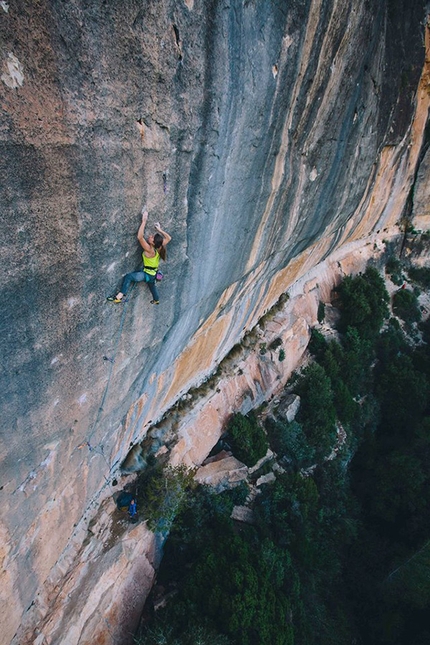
[121,271,159,302]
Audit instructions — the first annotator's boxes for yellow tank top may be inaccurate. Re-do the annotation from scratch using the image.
[142,250,160,275]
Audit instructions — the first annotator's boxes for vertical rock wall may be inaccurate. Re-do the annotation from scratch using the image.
[0,1,429,642]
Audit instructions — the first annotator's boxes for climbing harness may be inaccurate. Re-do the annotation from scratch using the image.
[142,249,160,275]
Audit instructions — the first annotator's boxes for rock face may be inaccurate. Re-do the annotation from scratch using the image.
[1,1,429,643]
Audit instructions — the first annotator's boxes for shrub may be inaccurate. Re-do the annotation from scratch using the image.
[333,380,358,424]
[407,265,430,288]
[385,257,404,285]
[318,301,326,323]
[279,348,286,362]
[294,363,337,458]
[268,337,283,351]
[227,412,268,466]
[392,288,421,324]
[180,529,294,645]
[308,328,328,359]
[138,464,196,533]
[265,417,315,467]
[336,267,389,339]
[375,353,428,436]
[340,327,374,395]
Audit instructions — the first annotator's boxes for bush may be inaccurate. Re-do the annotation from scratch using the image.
[386,257,404,285]
[268,337,283,351]
[138,464,196,533]
[407,265,430,288]
[294,363,337,458]
[392,288,421,324]
[336,267,389,339]
[227,412,268,467]
[265,418,315,467]
[180,529,294,645]
[340,327,374,395]
[308,328,328,359]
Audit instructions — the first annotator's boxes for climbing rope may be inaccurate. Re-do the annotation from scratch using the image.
[76,283,136,476]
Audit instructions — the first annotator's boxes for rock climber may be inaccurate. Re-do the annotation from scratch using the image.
[107,208,171,305]
[128,498,137,522]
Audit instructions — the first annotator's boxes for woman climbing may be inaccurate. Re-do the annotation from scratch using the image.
[107,208,171,304]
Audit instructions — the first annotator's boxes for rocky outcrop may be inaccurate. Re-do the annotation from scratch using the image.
[275,394,301,423]
[1,1,429,643]
[194,453,248,492]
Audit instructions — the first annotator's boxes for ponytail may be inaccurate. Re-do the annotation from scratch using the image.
[154,233,166,261]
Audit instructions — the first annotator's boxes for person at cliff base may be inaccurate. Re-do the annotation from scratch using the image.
[107,208,171,305]
[128,498,138,523]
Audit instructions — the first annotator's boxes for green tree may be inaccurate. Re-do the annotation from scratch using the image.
[139,464,196,533]
[177,529,293,645]
[295,363,337,458]
[265,417,315,467]
[370,451,427,524]
[375,354,428,438]
[408,265,430,288]
[308,327,328,360]
[226,412,268,466]
[392,288,421,324]
[336,267,389,339]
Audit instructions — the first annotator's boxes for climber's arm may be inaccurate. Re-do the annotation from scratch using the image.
[155,222,172,246]
[137,209,152,252]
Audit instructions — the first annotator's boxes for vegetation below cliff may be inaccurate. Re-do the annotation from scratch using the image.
[135,262,430,645]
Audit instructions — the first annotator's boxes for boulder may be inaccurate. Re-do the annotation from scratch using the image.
[256,472,276,487]
[194,456,248,492]
[276,394,301,423]
[231,506,255,524]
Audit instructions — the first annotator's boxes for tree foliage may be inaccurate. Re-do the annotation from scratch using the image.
[265,417,315,468]
[336,266,389,339]
[392,287,421,324]
[138,464,196,533]
[408,265,430,288]
[226,412,268,467]
[295,362,337,458]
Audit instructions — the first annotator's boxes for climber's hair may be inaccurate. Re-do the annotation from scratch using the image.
[154,232,166,260]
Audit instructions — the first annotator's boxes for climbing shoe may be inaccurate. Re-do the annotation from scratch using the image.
[107,295,124,303]
[150,300,160,305]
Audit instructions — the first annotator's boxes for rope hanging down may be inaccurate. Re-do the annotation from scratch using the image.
[77,283,135,461]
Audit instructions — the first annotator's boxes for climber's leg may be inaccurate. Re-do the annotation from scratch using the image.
[146,277,159,303]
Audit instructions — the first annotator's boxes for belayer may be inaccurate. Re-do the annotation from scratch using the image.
[107,208,171,305]
[128,498,138,522]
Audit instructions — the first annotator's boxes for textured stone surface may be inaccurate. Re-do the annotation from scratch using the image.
[256,472,276,487]
[413,146,430,231]
[275,394,301,423]
[231,505,255,524]
[194,455,248,491]
[1,1,429,643]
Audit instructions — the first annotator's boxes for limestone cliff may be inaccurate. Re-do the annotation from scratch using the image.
[1,1,429,643]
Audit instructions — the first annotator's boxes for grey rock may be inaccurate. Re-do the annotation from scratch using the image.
[231,505,255,524]
[276,394,301,423]
[194,455,248,492]
[256,472,276,487]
